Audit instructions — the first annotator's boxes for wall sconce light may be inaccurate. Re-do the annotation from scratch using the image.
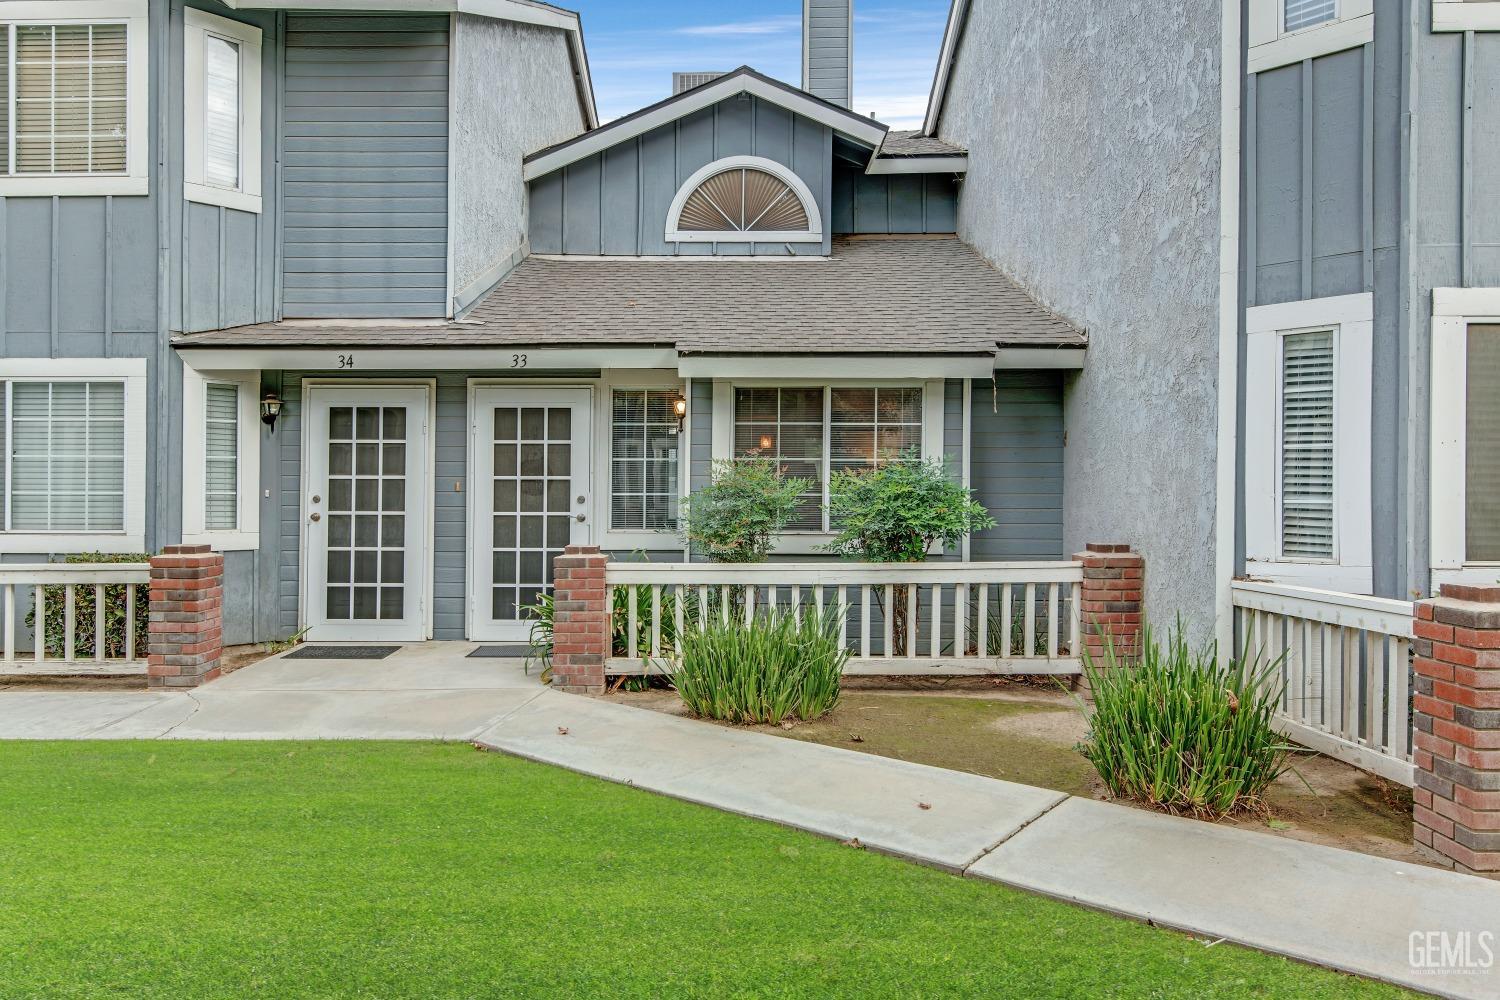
[673,395,688,433]
[260,392,283,431]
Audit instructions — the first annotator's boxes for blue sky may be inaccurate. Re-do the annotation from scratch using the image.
[570,0,951,129]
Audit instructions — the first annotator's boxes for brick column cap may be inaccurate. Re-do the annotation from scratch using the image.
[1439,584,1500,604]
[563,544,602,556]
[1084,542,1135,554]
[159,543,213,555]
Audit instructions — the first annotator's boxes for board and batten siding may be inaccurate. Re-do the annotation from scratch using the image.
[281,14,450,318]
[528,95,834,256]
[831,167,958,234]
[968,373,1065,561]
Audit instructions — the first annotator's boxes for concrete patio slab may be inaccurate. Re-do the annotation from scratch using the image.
[970,796,1500,1000]
[212,643,536,692]
[0,692,181,739]
[475,692,1067,870]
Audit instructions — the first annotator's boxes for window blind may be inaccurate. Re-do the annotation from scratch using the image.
[204,383,239,531]
[610,389,679,531]
[7,381,125,532]
[203,34,240,190]
[1284,0,1337,33]
[1281,331,1335,560]
[0,30,9,174]
[10,23,128,176]
[1466,325,1500,562]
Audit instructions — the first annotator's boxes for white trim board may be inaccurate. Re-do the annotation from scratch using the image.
[1433,1,1500,32]
[0,357,149,554]
[1243,293,1374,594]
[676,354,993,379]
[1429,287,1500,585]
[866,156,967,176]
[177,346,680,371]
[920,0,969,136]
[183,7,263,214]
[523,71,886,182]
[1247,1,1374,74]
[1216,0,1244,651]
[180,367,261,550]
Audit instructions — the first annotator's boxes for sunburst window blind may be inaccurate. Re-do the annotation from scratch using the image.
[3,22,128,176]
[677,167,810,233]
[5,381,125,532]
[1466,325,1500,563]
[1284,0,1336,32]
[204,383,240,531]
[1281,331,1336,560]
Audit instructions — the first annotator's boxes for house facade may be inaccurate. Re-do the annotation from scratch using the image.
[4,0,1089,648]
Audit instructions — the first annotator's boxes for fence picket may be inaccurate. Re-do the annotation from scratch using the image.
[976,583,989,658]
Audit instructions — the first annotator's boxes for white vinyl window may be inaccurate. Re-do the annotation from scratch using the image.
[729,385,925,533]
[0,1,148,196]
[183,7,261,213]
[1247,0,1371,73]
[1431,290,1500,586]
[1245,294,1372,592]
[0,359,147,552]
[181,367,260,549]
[610,389,680,532]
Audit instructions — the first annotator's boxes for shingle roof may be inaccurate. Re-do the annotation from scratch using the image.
[172,237,1084,354]
[878,129,966,158]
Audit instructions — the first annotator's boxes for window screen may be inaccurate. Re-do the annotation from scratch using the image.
[1284,0,1336,33]
[1467,325,1500,562]
[203,34,240,190]
[205,383,239,531]
[6,381,126,532]
[1281,331,1335,560]
[9,23,128,176]
[610,389,679,531]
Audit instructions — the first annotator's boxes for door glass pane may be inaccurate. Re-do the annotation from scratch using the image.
[492,403,572,624]
[325,404,407,622]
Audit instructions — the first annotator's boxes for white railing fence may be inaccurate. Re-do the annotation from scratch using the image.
[0,563,152,675]
[1232,580,1414,786]
[605,562,1084,676]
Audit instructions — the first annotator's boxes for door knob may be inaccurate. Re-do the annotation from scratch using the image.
[575,513,586,523]
[310,512,321,522]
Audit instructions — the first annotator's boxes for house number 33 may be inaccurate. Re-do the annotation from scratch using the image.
[511,354,528,368]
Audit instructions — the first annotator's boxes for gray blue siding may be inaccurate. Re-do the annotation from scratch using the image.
[832,168,958,234]
[803,0,852,108]
[969,373,1065,561]
[280,13,450,318]
[528,95,834,256]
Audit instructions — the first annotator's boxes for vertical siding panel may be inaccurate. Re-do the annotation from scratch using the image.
[528,169,564,253]
[1363,42,1376,290]
[968,373,1065,561]
[1245,74,1258,307]
[56,198,107,341]
[1301,58,1315,299]
[1252,63,1302,304]
[600,144,639,256]
[638,124,677,255]
[886,174,925,233]
[1310,48,1364,296]
[561,154,602,255]
[674,108,715,256]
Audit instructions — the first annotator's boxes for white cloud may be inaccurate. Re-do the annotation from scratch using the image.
[675,15,800,36]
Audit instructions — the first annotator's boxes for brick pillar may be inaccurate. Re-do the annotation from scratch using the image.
[147,544,224,689]
[1076,543,1144,663]
[1412,583,1500,877]
[550,545,610,694]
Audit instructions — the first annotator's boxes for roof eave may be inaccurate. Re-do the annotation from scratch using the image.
[866,155,967,175]
[922,0,971,137]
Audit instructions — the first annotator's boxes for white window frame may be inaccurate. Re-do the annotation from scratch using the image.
[665,155,824,245]
[0,357,147,553]
[595,371,687,552]
[1433,2,1500,32]
[709,378,943,556]
[181,366,260,550]
[182,7,261,214]
[1247,0,1373,74]
[1244,293,1372,592]
[1430,288,1500,588]
[0,0,149,197]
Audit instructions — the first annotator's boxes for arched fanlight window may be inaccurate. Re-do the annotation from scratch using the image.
[665,155,823,244]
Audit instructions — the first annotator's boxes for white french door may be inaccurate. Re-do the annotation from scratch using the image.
[303,385,431,642]
[469,386,592,641]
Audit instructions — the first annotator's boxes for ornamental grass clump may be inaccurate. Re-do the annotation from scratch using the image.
[674,610,847,725]
[1077,622,1295,819]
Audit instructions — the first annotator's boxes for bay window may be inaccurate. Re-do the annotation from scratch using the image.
[0,1,149,196]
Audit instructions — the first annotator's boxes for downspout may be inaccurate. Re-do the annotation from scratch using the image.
[154,0,172,551]
[1214,0,1244,652]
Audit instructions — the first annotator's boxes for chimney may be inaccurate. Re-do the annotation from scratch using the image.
[802,0,852,107]
[673,72,727,95]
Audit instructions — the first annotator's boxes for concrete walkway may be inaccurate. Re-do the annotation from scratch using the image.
[2,645,1497,998]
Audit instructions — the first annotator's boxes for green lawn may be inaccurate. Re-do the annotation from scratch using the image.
[0,742,1409,999]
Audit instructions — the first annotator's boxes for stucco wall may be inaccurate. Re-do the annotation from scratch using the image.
[935,0,1222,634]
[450,14,584,304]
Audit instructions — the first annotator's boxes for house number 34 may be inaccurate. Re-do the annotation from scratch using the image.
[337,354,355,369]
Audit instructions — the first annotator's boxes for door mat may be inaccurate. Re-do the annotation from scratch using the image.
[467,644,536,658]
[284,645,401,660]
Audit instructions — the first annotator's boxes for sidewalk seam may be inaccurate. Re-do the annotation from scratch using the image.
[959,792,1069,874]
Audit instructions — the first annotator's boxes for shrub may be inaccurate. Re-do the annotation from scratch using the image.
[823,451,995,562]
[680,460,812,563]
[673,610,847,725]
[23,552,150,659]
[1077,622,1294,819]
